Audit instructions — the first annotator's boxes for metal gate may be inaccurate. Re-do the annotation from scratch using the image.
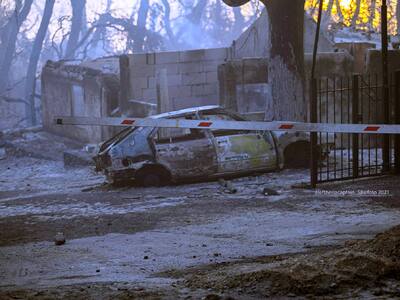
[310,71,400,186]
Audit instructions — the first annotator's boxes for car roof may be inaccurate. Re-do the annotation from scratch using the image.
[150,105,222,119]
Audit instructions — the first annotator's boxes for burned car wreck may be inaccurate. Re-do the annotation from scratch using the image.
[94,105,327,185]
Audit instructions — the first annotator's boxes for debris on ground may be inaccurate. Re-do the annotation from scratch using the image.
[262,187,279,196]
[218,179,237,194]
[54,232,66,246]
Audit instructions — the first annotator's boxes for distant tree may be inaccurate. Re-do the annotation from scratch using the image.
[0,0,33,97]
[335,0,344,24]
[24,0,55,126]
[351,0,361,27]
[397,0,400,34]
[160,0,177,48]
[223,0,306,122]
[134,0,150,52]
[65,0,86,59]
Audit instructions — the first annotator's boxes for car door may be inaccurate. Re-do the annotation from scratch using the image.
[212,129,276,174]
[153,127,217,180]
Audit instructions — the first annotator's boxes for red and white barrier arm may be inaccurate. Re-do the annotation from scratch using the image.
[55,116,400,135]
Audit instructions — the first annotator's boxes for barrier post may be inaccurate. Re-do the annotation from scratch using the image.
[352,74,360,178]
[395,70,400,173]
[310,78,318,188]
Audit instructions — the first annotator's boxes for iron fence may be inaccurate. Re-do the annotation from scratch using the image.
[310,71,400,186]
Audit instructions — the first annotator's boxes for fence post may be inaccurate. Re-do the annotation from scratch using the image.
[310,78,318,188]
[381,2,390,173]
[352,74,359,178]
[395,70,400,173]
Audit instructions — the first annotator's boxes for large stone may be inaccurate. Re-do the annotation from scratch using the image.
[54,232,66,246]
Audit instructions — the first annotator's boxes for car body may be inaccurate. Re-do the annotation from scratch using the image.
[94,105,327,185]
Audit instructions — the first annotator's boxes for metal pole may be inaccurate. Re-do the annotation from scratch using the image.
[381,0,390,172]
[395,70,400,173]
[119,55,130,115]
[352,74,360,178]
[311,0,324,80]
[310,78,318,188]
[310,0,324,188]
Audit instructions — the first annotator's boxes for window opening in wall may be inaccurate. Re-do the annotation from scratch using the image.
[71,85,85,116]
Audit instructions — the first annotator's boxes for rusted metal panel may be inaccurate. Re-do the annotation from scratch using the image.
[155,136,217,178]
[214,133,276,173]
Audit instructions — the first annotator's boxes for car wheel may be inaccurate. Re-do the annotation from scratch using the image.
[284,141,310,169]
[141,173,162,187]
[136,165,171,187]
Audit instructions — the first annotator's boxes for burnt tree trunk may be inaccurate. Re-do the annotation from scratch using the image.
[351,0,361,27]
[223,0,306,122]
[133,0,149,53]
[65,0,86,59]
[264,0,306,121]
[397,0,400,35]
[161,0,176,48]
[24,0,55,126]
[0,0,33,96]
[335,0,344,23]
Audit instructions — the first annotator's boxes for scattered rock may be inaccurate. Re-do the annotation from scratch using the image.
[218,179,237,194]
[54,232,66,246]
[262,187,279,196]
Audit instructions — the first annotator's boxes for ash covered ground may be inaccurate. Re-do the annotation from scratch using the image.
[0,128,400,299]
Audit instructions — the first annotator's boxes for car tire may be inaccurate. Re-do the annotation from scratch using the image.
[284,141,310,169]
[141,173,162,187]
[136,165,171,187]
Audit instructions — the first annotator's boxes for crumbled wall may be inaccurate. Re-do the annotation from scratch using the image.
[41,61,119,143]
[366,49,400,76]
[121,48,233,110]
[304,51,354,79]
[232,9,334,59]
[335,42,376,73]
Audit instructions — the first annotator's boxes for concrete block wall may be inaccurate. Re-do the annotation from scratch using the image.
[335,42,376,73]
[366,49,400,76]
[125,48,232,110]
